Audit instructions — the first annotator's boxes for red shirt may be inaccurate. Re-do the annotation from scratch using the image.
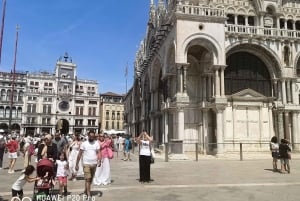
[6,140,19,153]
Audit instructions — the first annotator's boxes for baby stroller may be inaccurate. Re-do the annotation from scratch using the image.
[33,159,55,201]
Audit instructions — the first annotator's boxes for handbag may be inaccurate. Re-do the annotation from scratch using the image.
[150,155,155,164]
[150,145,155,164]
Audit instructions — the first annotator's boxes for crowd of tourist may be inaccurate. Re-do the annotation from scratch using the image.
[0,130,147,200]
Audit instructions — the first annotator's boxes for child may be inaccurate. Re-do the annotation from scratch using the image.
[11,165,40,200]
[56,151,69,196]
[279,139,291,174]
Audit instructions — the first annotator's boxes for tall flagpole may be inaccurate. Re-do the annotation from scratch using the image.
[125,62,128,94]
[8,25,19,132]
[0,0,7,65]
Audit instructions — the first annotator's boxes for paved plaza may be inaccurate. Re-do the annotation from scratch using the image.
[0,151,300,201]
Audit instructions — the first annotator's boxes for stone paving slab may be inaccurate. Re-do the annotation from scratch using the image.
[0,152,300,201]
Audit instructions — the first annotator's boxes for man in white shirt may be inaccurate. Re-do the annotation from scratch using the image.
[75,130,101,199]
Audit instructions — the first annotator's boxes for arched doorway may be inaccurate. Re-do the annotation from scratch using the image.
[225,51,272,96]
[56,119,69,135]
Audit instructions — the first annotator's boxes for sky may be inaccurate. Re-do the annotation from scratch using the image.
[0,0,151,95]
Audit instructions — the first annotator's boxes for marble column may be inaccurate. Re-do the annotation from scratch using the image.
[215,67,220,97]
[208,75,212,100]
[276,17,280,28]
[281,80,287,104]
[245,16,248,26]
[164,112,169,143]
[291,81,297,104]
[177,107,184,140]
[292,112,298,149]
[278,111,284,140]
[202,75,207,102]
[183,65,187,94]
[277,81,282,101]
[220,66,225,97]
[202,109,208,152]
[286,79,292,103]
[216,108,224,154]
[177,66,182,94]
[272,80,277,99]
[284,112,290,141]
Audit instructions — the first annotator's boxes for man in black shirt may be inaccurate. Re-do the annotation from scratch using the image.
[41,134,58,162]
[279,139,291,174]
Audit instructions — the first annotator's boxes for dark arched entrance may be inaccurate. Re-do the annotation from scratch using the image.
[225,52,272,96]
[56,119,69,135]
[0,123,8,130]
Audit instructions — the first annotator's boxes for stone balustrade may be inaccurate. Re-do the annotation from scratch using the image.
[226,24,300,39]
[177,4,225,18]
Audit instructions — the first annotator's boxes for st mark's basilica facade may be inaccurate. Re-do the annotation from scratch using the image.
[124,0,300,154]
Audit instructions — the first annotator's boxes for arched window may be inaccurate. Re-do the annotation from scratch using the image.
[1,89,5,101]
[0,106,4,118]
[225,52,272,96]
[227,14,235,24]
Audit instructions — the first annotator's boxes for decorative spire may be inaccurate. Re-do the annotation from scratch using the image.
[149,0,156,25]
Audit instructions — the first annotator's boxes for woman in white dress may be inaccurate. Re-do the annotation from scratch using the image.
[93,133,113,186]
[67,134,83,181]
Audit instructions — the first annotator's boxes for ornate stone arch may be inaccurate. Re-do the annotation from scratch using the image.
[165,40,176,75]
[226,41,281,79]
[226,7,235,14]
[181,33,224,65]
[293,51,300,76]
[150,57,163,91]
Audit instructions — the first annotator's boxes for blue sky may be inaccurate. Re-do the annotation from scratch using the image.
[0,0,150,94]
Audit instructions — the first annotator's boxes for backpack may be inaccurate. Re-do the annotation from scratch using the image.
[28,143,35,156]
[128,140,132,150]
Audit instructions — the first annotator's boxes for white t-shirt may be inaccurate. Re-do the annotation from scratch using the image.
[56,160,68,177]
[12,174,27,191]
[140,140,151,156]
[80,140,100,165]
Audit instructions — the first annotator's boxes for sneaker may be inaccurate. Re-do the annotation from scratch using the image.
[72,178,77,181]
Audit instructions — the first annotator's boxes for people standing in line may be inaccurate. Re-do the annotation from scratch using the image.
[67,133,83,181]
[11,165,40,200]
[122,135,132,161]
[75,130,101,199]
[136,131,153,183]
[6,135,19,174]
[269,136,279,171]
[93,133,112,186]
[56,152,69,196]
[279,139,291,174]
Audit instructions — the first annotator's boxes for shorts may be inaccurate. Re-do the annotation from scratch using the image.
[57,176,67,185]
[12,188,23,198]
[271,152,279,159]
[83,165,97,180]
[8,152,18,159]
[280,158,289,165]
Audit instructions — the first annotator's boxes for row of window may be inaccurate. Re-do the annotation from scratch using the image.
[226,13,300,30]
[29,81,53,87]
[27,104,98,116]
[75,85,95,91]
[105,110,123,120]
[105,121,122,130]
[0,108,22,118]
[25,118,97,126]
